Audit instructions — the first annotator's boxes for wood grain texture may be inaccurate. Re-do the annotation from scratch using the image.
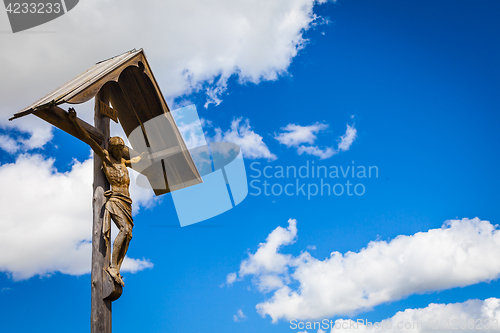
[34,105,104,144]
[103,269,123,301]
[33,104,133,160]
[99,101,118,123]
[91,89,112,333]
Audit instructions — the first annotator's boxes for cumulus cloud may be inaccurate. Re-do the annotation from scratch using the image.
[0,117,54,153]
[275,123,328,147]
[234,309,247,322]
[121,257,154,274]
[275,122,357,159]
[237,218,298,292]
[213,118,276,160]
[297,145,336,159]
[0,154,154,280]
[1,0,334,148]
[0,134,19,153]
[227,218,500,322]
[328,298,500,333]
[226,272,238,285]
[337,124,357,152]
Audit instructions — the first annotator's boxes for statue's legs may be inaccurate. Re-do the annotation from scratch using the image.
[109,212,133,286]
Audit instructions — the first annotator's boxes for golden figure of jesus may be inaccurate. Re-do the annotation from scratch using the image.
[68,108,145,286]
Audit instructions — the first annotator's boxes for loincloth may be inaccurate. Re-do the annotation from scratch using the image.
[103,190,133,239]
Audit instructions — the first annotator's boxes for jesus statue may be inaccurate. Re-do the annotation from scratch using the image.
[68,108,146,286]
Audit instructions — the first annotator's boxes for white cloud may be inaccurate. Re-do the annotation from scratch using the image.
[227,218,500,322]
[205,79,228,108]
[239,218,297,276]
[200,118,213,128]
[17,124,54,151]
[330,298,500,333]
[121,257,154,274]
[0,154,154,280]
[226,272,237,285]
[1,0,334,148]
[176,119,208,150]
[297,145,336,159]
[213,118,277,160]
[275,123,328,147]
[337,124,357,152]
[0,117,54,153]
[275,122,356,159]
[234,309,247,322]
[0,134,19,153]
[238,218,298,292]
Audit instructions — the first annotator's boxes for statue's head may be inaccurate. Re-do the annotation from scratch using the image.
[109,136,125,160]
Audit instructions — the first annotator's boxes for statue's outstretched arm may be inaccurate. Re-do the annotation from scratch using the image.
[124,151,149,168]
[68,108,112,165]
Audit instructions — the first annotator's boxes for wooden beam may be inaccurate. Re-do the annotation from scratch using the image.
[34,105,104,144]
[91,91,112,333]
[34,105,134,160]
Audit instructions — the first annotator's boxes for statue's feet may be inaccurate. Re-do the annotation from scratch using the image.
[117,273,124,287]
[107,267,125,287]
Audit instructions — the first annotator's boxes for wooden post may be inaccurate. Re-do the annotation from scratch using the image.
[91,89,111,333]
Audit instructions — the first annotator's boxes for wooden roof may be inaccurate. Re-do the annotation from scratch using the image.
[10,49,202,195]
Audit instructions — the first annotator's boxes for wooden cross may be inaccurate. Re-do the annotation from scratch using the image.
[92,89,116,332]
[10,49,202,333]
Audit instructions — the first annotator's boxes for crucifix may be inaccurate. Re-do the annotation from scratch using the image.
[69,106,144,288]
[10,49,202,333]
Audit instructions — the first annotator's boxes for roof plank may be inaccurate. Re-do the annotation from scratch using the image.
[10,49,203,195]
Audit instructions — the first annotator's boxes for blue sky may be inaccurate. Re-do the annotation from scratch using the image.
[1,1,500,332]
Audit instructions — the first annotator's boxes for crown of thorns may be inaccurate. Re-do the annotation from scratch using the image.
[108,136,125,147]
